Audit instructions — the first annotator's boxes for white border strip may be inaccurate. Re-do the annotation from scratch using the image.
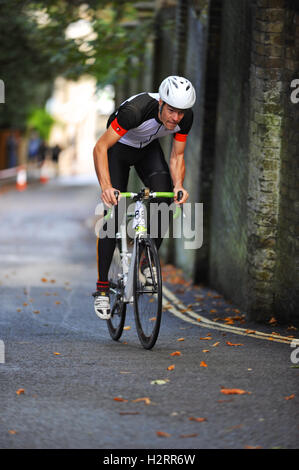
[162,286,298,345]
[0,340,5,363]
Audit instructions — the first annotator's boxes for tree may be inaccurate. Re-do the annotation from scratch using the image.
[0,0,152,130]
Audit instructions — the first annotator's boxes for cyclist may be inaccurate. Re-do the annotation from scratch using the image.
[93,76,196,319]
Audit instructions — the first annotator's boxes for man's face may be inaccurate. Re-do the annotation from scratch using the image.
[158,100,185,130]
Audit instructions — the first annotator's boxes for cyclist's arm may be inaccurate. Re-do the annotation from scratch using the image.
[93,126,122,206]
[169,139,189,203]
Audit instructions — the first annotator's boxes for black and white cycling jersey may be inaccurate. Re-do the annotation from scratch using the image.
[107,92,193,149]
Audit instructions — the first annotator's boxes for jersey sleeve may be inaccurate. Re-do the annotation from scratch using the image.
[109,97,144,137]
[174,109,194,142]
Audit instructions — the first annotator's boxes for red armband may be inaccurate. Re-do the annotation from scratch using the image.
[174,133,188,142]
[111,118,128,137]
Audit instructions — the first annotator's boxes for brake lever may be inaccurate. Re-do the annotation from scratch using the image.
[114,190,120,203]
[173,190,185,219]
[177,190,183,203]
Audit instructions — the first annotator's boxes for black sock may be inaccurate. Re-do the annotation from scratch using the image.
[96,281,109,294]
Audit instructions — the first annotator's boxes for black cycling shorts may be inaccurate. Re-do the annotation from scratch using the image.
[96,139,173,283]
[107,139,172,192]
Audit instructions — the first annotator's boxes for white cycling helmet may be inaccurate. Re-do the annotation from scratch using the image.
[159,76,196,109]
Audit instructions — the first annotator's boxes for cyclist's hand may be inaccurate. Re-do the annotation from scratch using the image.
[174,187,189,204]
[101,187,120,207]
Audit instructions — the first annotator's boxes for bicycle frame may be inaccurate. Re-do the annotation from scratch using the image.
[104,189,181,304]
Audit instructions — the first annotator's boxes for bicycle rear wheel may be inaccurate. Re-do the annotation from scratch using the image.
[133,236,162,349]
[107,244,126,341]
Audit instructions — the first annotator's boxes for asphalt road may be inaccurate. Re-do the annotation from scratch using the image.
[0,178,298,452]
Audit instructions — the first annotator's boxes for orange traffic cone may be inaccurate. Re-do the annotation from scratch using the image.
[40,162,49,184]
[16,166,27,191]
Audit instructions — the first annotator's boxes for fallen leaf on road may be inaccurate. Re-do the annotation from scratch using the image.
[41,278,48,282]
[220,388,249,395]
[200,336,212,340]
[167,364,175,371]
[284,394,295,400]
[23,302,28,307]
[132,397,151,405]
[16,388,25,395]
[170,351,181,356]
[151,379,169,385]
[269,317,277,324]
[287,325,297,331]
[123,326,131,330]
[55,301,61,305]
[200,361,208,367]
[53,352,61,355]
[177,338,185,342]
[226,424,244,431]
[113,397,128,402]
[226,341,243,346]
[8,430,17,435]
[33,310,40,314]
[156,431,171,438]
[189,417,207,422]
[202,349,209,353]
[212,342,220,347]
[245,329,256,334]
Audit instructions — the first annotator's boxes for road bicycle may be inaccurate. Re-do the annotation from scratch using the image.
[103,188,182,349]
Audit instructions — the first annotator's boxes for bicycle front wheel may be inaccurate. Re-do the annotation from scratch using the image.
[133,236,162,349]
[107,244,126,341]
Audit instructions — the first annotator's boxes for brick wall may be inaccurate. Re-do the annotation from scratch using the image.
[194,0,222,283]
[273,0,299,324]
[209,0,252,307]
[210,0,299,324]
[247,0,299,323]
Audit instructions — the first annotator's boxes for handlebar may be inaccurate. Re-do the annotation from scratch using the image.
[104,189,184,221]
[114,190,183,201]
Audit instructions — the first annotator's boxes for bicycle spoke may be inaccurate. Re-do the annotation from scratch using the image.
[107,245,126,340]
[133,237,162,349]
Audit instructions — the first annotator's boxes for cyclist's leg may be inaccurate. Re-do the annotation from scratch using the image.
[134,140,173,250]
[96,143,131,288]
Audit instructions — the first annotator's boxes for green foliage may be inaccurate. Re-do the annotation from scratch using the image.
[27,108,55,141]
[0,0,152,130]
[85,3,153,86]
[0,0,86,129]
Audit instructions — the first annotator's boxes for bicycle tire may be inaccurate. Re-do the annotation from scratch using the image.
[107,244,126,341]
[133,236,162,349]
